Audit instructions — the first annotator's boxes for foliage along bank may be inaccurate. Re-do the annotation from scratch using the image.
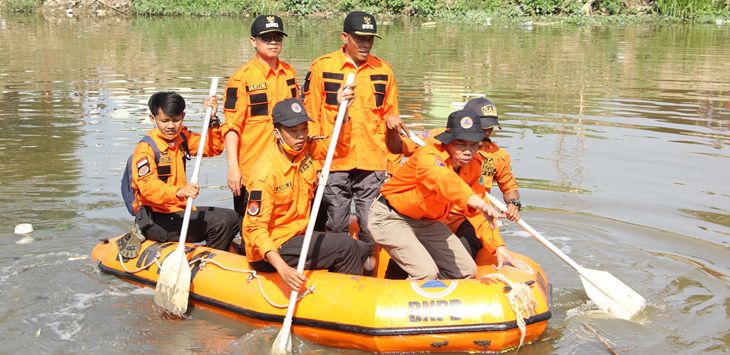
[2,0,729,21]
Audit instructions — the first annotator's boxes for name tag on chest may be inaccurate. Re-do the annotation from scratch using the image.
[247,82,267,92]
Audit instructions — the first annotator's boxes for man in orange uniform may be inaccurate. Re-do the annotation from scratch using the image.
[445,97,522,257]
[303,11,399,245]
[222,15,300,216]
[389,97,522,258]
[244,98,370,291]
[131,92,240,251]
[368,110,518,280]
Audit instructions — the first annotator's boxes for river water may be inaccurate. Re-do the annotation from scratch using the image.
[0,14,728,354]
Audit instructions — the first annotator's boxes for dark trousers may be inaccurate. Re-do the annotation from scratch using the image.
[384,220,482,279]
[136,206,240,251]
[313,190,329,232]
[232,186,248,216]
[455,220,482,258]
[324,169,386,244]
[250,232,370,275]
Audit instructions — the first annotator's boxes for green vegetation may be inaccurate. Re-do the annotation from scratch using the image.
[131,0,280,16]
[1,0,42,13]
[2,0,729,20]
[655,0,724,18]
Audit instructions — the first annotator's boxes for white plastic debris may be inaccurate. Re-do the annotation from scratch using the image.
[14,223,33,235]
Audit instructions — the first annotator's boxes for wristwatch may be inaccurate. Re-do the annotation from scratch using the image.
[209,115,221,128]
[508,199,522,211]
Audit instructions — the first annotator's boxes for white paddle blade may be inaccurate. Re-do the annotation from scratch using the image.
[578,267,646,320]
[271,317,294,355]
[154,248,191,316]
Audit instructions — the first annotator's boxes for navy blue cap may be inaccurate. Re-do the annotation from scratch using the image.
[272,98,309,127]
[434,110,485,144]
[463,97,500,129]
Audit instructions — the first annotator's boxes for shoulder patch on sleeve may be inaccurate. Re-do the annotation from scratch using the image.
[137,157,151,177]
[246,190,262,216]
[224,87,238,110]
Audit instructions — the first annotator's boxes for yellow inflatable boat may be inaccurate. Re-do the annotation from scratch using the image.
[92,236,551,353]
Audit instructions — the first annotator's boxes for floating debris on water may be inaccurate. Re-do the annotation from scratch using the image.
[14,223,33,234]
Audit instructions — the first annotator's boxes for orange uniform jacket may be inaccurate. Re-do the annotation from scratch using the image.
[477,141,518,194]
[381,143,484,220]
[131,126,223,214]
[243,125,352,262]
[392,134,506,253]
[405,128,518,193]
[303,46,399,172]
[222,58,299,186]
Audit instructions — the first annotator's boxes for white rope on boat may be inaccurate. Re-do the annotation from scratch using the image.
[191,257,315,309]
[479,273,537,349]
[116,251,314,308]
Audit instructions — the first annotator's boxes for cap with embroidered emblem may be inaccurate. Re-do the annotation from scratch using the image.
[343,11,381,38]
[272,98,311,127]
[251,15,287,37]
[434,110,485,144]
[463,97,501,129]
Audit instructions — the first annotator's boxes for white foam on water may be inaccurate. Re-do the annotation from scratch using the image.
[15,236,34,244]
[549,236,573,242]
[110,109,130,119]
[131,288,153,295]
[47,320,82,341]
[510,230,533,239]
[41,290,128,341]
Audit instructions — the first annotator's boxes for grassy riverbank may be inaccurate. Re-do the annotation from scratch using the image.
[2,0,729,21]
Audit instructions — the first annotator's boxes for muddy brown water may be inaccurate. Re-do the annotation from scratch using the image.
[0,15,728,354]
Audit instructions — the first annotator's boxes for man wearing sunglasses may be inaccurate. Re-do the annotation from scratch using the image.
[222,15,300,221]
[302,11,400,254]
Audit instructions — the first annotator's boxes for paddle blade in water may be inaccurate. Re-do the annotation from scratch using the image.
[271,315,294,355]
[578,267,646,320]
[154,248,191,316]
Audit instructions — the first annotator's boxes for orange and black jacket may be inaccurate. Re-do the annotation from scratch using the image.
[303,46,399,172]
[131,126,222,214]
[243,124,352,262]
[222,58,299,186]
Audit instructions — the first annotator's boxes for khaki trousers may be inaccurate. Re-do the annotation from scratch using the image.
[367,198,477,280]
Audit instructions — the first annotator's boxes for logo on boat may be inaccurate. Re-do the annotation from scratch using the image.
[410,280,458,299]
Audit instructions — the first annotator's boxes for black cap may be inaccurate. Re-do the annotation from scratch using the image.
[251,15,287,37]
[435,110,485,144]
[463,97,501,129]
[272,98,310,127]
[343,11,381,39]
